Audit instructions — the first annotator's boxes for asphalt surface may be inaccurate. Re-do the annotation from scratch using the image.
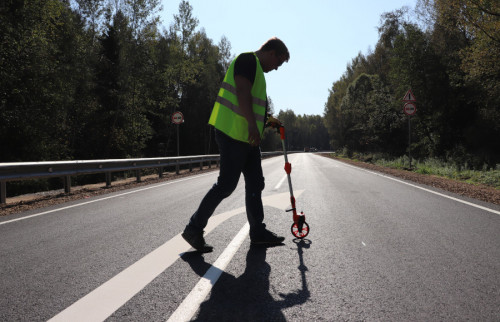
[1,153,499,321]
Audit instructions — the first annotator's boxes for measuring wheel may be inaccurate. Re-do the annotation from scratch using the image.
[291,221,310,239]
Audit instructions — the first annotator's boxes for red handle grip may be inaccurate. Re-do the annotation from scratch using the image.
[284,162,292,174]
[279,126,285,140]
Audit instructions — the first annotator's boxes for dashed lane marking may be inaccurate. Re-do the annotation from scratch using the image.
[274,174,287,190]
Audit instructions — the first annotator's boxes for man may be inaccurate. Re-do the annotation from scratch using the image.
[182,37,290,253]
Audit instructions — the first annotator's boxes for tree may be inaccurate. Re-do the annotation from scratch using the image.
[1,0,331,167]
[218,35,233,73]
[182,30,226,155]
[0,0,87,161]
[123,0,161,38]
[74,0,106,38]
[323,1,499,166]
[143,1,228,156]
[83,10,152,158]
[434,0,500,164]
[418,0,500,165]
[324,53,371,151]
[171,0,198,51]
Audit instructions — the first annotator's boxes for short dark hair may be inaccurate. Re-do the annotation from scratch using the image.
[260,37,290,62]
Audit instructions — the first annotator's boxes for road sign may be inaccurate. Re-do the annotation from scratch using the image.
[402,89,417,102]
[402,89,417,169]
[171,111,184,124]
[403,102,417,116]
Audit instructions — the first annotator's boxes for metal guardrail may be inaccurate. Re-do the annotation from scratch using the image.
[0,152,284,204]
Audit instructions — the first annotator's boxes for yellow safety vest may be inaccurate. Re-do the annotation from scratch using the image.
[208,53,267,143]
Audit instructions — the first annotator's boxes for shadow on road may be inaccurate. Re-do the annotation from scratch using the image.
[181,239,311,321]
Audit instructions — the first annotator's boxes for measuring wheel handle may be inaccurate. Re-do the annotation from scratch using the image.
[291,212,310,239]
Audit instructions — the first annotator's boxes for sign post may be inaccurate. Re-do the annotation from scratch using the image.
[171,111,184,174]
[402,90,416,169]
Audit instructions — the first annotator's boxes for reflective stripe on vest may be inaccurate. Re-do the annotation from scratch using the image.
[208,53,267,143]
[215,83,266,123]
[219,82,267,108]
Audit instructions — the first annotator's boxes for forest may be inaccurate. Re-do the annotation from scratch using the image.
[1,0,233,162]
[1,0,499,171]
[324,0,499,169]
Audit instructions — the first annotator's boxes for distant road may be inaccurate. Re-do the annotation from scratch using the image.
[1,154,499,321]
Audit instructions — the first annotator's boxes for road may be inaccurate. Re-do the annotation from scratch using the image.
[1,154,499,321]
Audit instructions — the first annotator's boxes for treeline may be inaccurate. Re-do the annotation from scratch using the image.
[3,0,498,170]
[324,0,499,169]
[261,109,329,152]
[0,0,234,162]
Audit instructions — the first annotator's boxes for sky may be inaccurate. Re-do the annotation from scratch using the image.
[159,0,418,117]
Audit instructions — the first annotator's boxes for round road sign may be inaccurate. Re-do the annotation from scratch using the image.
[171,111,184,124]
[403,102,416,116]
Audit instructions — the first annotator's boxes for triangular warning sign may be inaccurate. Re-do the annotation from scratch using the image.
[402,89,416,102]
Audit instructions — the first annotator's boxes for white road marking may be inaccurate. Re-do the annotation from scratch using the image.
[49,207,246,322]
[263,190,304,211]
[362,241,366,247]
[165,190,305,321]
[49,190,305,321]
[167,223,250,322]
[274,174,287,190]
[273,154,300,191]
[0,172,216,226]
[338,161,500,216]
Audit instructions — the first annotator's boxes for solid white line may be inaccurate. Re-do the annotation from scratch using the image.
[167,223,250,322]
[338,161,500,216]
[0,172,216,226]
[49,207,246,322]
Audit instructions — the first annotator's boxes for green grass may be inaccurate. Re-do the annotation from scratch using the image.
[383,158,500,189]
[332,152,500,189]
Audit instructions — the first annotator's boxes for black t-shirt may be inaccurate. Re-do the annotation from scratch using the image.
[233,52,268,120]
[234,53,256,84]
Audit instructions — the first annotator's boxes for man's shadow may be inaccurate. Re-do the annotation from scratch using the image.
[181,239,311,321]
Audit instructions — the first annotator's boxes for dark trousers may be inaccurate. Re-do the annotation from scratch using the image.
[186,130,266,239]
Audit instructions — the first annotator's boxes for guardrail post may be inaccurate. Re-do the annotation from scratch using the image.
[200,160,203,171]
[176,160,180,175]
[189,159,193,172]
[208,160,211,169]
[136,170,141,182]
[106,172,112,187]
[1,181,6,204]
[159,167,164,178]
[63,176,71,194]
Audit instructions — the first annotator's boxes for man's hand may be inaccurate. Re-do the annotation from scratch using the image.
[248,122,261,147]
[266,115,282,129]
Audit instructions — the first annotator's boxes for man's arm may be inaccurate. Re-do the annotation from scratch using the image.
[234,74,260,146]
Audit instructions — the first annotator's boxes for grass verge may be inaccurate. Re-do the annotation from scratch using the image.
[334,153,500,190]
